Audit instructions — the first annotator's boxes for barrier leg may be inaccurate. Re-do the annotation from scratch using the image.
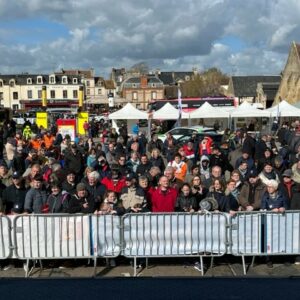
[251,256,256,267]
[210,257,214,269]
[93,258,97,277]
[241,255,246,275]
[200,256,204,276]
[24,259,30,278]
[146,258,149,269]
[133,257,137,277]
[105,258,109,267]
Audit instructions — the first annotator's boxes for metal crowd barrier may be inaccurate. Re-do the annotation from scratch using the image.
[0,216,12,260]
[122,212,228,276]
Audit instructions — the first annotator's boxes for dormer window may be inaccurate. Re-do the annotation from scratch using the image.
[151,83,156,88]
[72,78,78,84]
[27,78,32,84]
[9,79,15,87]
[62,76,68,84]
[37,76,43,84]
[49,75,56,84]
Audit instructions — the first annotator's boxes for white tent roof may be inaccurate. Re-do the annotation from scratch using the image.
[230,101,271,118]
[109,103,148,120]
[189,101,230,119]
[267,100,300,117]
[152,102,190,120]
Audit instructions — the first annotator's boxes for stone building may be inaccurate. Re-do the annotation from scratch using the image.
[275,41,300,104]
[0,73,83,110]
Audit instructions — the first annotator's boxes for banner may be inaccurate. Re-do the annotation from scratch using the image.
[36,112,48,130]
[77,112,89,136]
[57,119,76,141]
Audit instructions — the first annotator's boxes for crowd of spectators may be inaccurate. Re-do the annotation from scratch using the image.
[1,117,300,268]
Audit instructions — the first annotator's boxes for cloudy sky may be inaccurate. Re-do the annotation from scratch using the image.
[0,0,299,77]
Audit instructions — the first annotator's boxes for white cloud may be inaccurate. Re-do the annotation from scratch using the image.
[0,0,299,76]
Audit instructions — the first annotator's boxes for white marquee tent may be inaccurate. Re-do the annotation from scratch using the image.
[189,101,230,119]
[152,102,190,120]
[109,103,148,120]
[267,100,300,117]
[230,101,271,118]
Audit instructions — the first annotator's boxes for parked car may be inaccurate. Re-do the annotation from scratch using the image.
[89,113,109,123]
[158,126,216,143]
[12,112,36,125]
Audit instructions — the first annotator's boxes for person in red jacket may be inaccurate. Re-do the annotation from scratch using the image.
[101,168,126,195]
[199,136,213,156]
[151,175,178,212]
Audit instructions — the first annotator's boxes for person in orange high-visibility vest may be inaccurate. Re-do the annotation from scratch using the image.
[43,131,55,150]
[30,135,43,151]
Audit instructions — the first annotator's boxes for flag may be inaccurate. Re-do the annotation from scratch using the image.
[177,87,182,127]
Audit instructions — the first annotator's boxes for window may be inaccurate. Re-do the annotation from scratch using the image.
[27,78,32,84]
[86,80,90,87]
[73,90,78,98]
[49,75,55,84]
[37,76,43,84]
[132,91,138,100]
[63,90,68,98]
[62,76,68,84]
[151,91,157,100]
[10,80,15,87]
[27,90,33,99]
[0,92,3,100]
[98,89,102,95]
[73,78,78,84]
[86,89,90,95]
[50,90,55,98]
[38,90,42,98]
[13,92,18,100]
[151,83,156,88]
[12,104,19,110]
[132,83,136,88]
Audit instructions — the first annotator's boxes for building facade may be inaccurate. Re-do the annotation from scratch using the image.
[121,75,164,110]
[0,74,83,110]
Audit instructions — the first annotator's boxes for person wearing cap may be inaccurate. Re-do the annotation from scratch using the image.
[1,171,26,214]
[24,174,48,214]
[151,175,178,212]
[67,183,96,214]
[261,179,288,212]
[62,170,77,195]
[238,169,266,211]
[120,173,148,213]
[210,146,233,175]
[280,169,300,210]
[101,167,126,194]
[259,160,280,186]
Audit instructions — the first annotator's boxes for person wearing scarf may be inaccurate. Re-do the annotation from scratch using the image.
[259,161,280,186]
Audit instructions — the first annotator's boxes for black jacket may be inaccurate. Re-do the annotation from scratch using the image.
[2,183,27,214]
[67,193,96,214]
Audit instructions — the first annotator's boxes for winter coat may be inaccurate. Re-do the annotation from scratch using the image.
[151,187,178,212]
[238,180,266,210]
[24,188,48,214]
[175,193,197,211]
[261,191,289,210]
[47,192,70,213]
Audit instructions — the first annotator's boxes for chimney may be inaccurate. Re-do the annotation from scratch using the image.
[140,75,148,88]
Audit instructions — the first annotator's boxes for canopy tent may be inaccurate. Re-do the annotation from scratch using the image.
[267,100,300,117]
[230,101,271,118]
[152,102,190,120]
[189,101,230,119]
[109,103,148,120]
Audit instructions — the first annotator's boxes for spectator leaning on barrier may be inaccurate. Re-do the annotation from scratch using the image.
[175,183,197,212]
[85,171,106,205]
[67,183,96,214]
[95,190,125,216]
[24,174,48,214]
[261,179,289,212]
[46,182,70,213]
[151,175,178,212]
[238,169,266,211]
